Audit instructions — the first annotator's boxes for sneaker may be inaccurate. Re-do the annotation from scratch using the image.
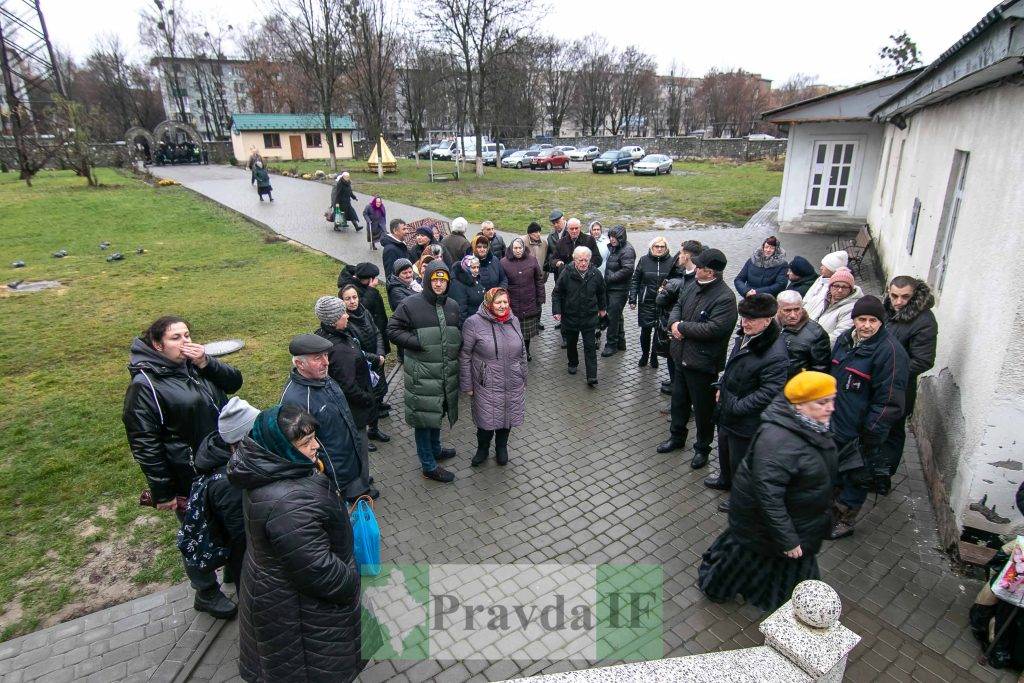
[437,447,457,461]
[600,347,616,357]
[567,365,578,375]
[423,466,455,483]
[194,589,237,619]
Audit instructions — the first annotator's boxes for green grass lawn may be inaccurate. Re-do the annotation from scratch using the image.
[0,169,343,640]
[267,158,782,229]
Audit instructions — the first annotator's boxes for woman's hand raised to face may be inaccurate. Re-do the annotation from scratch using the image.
[182,342,209,368]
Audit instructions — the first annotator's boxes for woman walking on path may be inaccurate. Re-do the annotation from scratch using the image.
[500,237,544,361]
[362,196,386,249]
[250,161,273,201]
[228,405,364,683]
[734,236,789,298]
[698,371,838,611]
[629,236,677,369]
[331,172,362,232]
[339,285,390,442]
[460,288,528,466]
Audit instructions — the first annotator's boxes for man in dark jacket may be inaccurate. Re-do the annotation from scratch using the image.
[552,217,603,275]
[330,172,361,232]
[706,294,790,511]
[553,245,607,386]
[785,255,818,297]
[601,225,636,357]
[881,276,938,476]
[338,262,391,356]
[387,261,462,483]
[829,295,910,539]
[546,210,567,328]
[381,218,409,279]
[776,290,831,378]
[442,217,471,265]
[478,220,507,260]
[658,248,738,469]
[281,334,369,500]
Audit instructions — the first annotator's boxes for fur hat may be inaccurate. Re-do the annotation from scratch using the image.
[737,293,778,319]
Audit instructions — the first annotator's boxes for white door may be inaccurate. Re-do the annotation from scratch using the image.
[807,141,856,210]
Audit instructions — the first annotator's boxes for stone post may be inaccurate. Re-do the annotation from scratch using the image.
[759,579,861,682]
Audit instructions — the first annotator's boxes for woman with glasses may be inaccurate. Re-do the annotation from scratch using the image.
[629,236,678,368]
[805,267,863,344]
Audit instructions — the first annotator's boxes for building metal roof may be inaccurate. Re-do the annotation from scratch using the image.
[761,70,922,122]
[230,113,357,132]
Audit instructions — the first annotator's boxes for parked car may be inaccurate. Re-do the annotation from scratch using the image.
[632,154,673,176]
[747,133,778,140]
[431,141,462,161]
[687,129,708,138]
[527,143,554,151]
[481,143,507,166]
[502,149,540,168]
[530,148,570,170]
[407,143,439,159]
[569,145,600,161]
[591,150,634,174]
[556,145,577,157]
[620,145,646,161]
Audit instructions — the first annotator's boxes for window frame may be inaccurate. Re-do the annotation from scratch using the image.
[305,132,323,148]
[263,133,281,149]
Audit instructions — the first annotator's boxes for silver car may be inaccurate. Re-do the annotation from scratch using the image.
[569,145,600,161]
[631,154,673,176]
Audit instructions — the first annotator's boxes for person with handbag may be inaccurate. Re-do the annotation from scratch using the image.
[123,315,243,619]
[331,172,362,232]
[629,236,678,369]
[227,404,365,683]
[698,371,838,611]
[362,196,387,249]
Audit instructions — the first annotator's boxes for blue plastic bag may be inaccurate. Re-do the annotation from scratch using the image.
[350,496,381,576]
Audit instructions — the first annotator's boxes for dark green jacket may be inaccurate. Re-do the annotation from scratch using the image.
[386,261,462,428]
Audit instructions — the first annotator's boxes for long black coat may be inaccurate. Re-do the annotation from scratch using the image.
[345,306,385,360]
[123,338,243,502]
[316,324,377,430]
[380,233,409,280]
[883,280,938,414]
[629,251,677,327]
[729,396,838,556]
[718,320,790,438]
[780,314,832,378]
[228,439,362,683]
[544,228,565,274]
[553,231,603,273]
[331,178,356,210]
[338,266,390,354]
[552,264,607,331]
[667,277,738,375]
[603,226,636,293]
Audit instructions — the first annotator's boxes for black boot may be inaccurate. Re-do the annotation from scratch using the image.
[638,354,649,368]
[495,429,510,466]
[650,355,659,369]
[194,588,237,619]
[691,450,710,469]
[472,429,491,465]
[657,437,684,453]
[471,448,489,466]
[367,428,390,442]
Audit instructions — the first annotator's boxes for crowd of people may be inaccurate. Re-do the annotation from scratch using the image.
[121,207,941,681]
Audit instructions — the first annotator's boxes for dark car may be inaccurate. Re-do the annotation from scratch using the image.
[529,148,569,170]
[407,142,440,159]
[591,150,633,174]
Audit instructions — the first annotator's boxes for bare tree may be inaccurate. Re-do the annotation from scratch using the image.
[694,68,768,137]
[486,38,541,139]
[237,19,317,113]
[573,37,614,136]
[420,0,537,176]
[608,46,655,136]
[139,0,188,122]
[538,38,579,136]
[662,62,687,136]
[78,35,164,139]
[397,41,447,154]
[269,0,347,170]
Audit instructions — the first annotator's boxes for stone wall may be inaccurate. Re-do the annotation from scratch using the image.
[0,140,236,170]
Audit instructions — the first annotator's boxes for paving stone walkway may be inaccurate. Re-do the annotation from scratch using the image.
[0,174,1015,682]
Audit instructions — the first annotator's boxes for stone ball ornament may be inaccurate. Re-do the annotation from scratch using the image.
[791,579,842,629]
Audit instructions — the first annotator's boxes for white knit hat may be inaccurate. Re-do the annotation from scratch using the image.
[218,397,260,444]
[451,217,468,234]
[820,250,849,272]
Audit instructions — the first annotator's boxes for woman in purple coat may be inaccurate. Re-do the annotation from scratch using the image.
[459,288,528,467]
[500,237,545,361]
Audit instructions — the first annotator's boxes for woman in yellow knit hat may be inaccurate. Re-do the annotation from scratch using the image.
[698,371,839,611]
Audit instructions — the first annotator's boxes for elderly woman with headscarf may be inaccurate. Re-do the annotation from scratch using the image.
[250,160,273,201]
[500,237,545,361]
[450,254,486,326]
[362,196,386,249]
[698,371,838,611]
[589,221,610,277]
[330,171,361,232]
[470,234,508,290]
[629,235,678,369]
[734,235,789,298]
[460,288,528,466]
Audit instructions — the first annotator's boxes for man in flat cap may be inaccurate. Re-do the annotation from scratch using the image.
[281,334,375,500]
[658,248,738,472]
[545,210,567,330]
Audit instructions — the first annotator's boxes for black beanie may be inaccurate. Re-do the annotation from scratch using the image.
[851,295,886,321]
[737,293,778,319]
[789,255,816,278]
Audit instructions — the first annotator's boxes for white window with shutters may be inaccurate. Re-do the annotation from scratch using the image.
[806,141,857,211]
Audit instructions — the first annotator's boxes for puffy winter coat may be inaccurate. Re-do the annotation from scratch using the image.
[807,286,864,345]
[251,167,271,189]
[829,326,909,447]
[803,276,830,313]
[228,439,362,683]
[883,280,938,414]
[603,226,636,293]
[123,338,243,502]
[717,320,790,438]
[667,277,738,375]
[386,275,416,313]
[475,250,508,291]
[779,312,832,378]
[449,262,486,325]
[655,272,694,330]
[337,266,390,354]
[441,233,471,266]
[380,233,410,279]
[553,231,603,273]
[629,250,677,327]
[194,432,245,566]
[485,232,507,260]
[386,261,462,428]
[734,247,789,297]
[459,304,527,431]
[280,370,363,495]
[552,264,607,331]
[316,324,377,430]
[729,396,838,556]
[501,250,545,319]
[345,305,385,360]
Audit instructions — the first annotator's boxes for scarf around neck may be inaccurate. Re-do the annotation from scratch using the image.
[250,406,314,465]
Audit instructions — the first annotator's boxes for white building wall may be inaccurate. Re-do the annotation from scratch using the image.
[867,84,1024,532]
[777,121,885,224]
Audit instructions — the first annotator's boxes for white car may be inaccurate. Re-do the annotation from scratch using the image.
[747,133,777,140]
[501,150,540,168]
[620,145,646,161]
[632,154,673,176]
[431,141,462,160]
[568,145,600,161]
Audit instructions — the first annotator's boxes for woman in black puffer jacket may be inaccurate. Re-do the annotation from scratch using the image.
[699,373,838,611]
[228,404,364,683]
[629,236,678,368]
[340,285,389,439]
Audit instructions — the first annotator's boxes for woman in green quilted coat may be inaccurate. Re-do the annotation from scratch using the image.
[387,260,462,483]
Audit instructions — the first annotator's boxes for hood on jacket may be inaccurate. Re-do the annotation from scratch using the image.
[884,279,935,322]
[760,394,836,450]
[196,431,232,473]
[227,436,314,491]
[422,261,452,304]
[751,246,787,269]
[789,255,816,278]
[128,337,186,377]
[608,225,628,248]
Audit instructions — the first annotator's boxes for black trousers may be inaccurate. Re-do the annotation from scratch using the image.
[477,427,510,450]
[669,367,717,453]
[717,430,753,487]
[605,289,628,350]
[565,327,598,380]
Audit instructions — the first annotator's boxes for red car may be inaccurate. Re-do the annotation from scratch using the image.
[529,148,569,170]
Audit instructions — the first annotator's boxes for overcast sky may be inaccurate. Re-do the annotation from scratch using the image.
[45,0,995,87]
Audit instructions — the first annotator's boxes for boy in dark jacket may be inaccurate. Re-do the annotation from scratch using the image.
[553,245,607,386]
